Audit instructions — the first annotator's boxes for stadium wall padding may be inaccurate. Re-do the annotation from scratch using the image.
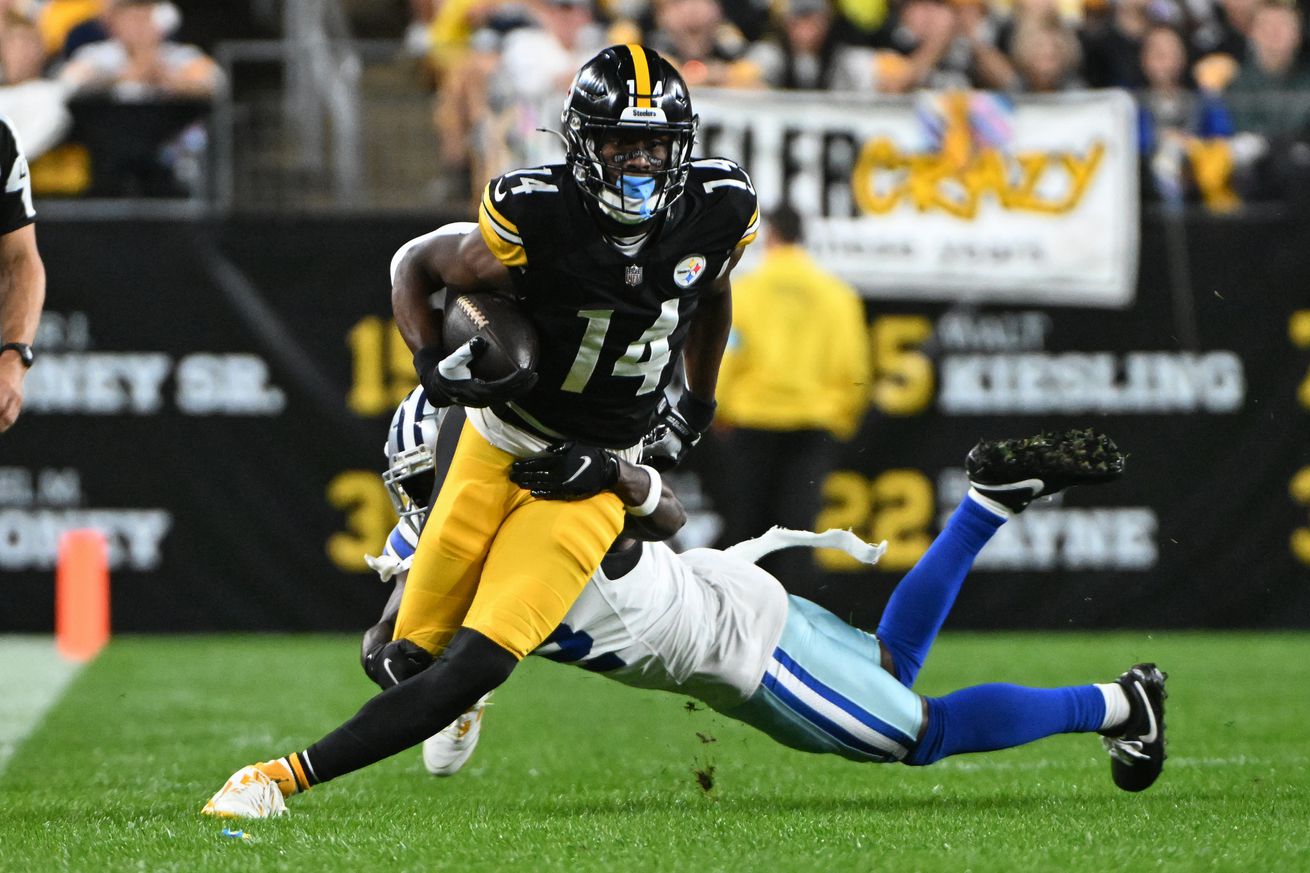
[3,212,1308,632]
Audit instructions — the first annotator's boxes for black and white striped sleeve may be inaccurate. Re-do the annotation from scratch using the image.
[0,115,35,235]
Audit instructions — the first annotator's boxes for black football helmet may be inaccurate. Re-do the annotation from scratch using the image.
[562,45,698,226]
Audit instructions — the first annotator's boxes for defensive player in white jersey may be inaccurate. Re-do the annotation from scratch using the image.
[204,390,1167,817]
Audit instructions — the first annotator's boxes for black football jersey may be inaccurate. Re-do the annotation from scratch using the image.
[478,159,758,448]
[0,115,34,235]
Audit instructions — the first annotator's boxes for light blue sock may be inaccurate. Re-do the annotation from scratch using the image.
[876,496,1005,688]
[906,683,1106,766]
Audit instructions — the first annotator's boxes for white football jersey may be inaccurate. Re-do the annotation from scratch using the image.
[371,525,883,709]
[533,541,790,710]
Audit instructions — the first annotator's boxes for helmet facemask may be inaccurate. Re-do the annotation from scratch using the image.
[382,444,437,538]
[565,109,698,226]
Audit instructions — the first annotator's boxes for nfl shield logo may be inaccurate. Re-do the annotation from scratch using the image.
[625,264,643,286]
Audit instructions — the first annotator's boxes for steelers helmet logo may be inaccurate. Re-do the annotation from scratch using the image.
[673,255,707,288]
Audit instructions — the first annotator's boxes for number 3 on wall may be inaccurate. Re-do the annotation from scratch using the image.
[326,471,395,573]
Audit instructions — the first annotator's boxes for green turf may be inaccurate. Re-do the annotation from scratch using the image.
[1,633,1307,872]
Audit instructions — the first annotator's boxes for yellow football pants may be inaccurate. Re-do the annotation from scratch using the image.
[393,420,625,659]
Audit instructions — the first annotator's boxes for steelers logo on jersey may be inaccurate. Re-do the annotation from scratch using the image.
[673,255,707,288]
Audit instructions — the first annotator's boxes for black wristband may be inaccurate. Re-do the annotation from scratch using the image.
[0,342,34,369]
[678,392,716,434]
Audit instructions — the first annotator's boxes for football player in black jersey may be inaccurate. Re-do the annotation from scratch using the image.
[0,114,45,433]
[202,45,760,806]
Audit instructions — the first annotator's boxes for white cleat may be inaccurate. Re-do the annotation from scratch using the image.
[422,693,491,776]
[201,765,289,819]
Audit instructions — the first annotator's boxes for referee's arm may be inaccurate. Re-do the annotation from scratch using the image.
[0,118,45,433]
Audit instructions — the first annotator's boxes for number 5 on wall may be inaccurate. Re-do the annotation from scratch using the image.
[870,316,934,416]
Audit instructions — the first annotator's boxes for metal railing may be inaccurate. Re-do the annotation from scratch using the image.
[211,38,442,213]
[282,0,362,200]
[211,0,380,212]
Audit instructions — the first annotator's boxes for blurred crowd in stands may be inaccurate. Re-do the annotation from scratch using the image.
[404,0,1310,208]
[4,0,1310,206]
[0,0,222,196]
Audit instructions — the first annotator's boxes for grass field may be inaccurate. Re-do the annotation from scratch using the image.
[2,632,1308,872]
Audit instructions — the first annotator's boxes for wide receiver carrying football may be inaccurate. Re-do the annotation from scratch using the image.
[201,44,759,805]
[439,291,540,384]
[202,388,1167,817]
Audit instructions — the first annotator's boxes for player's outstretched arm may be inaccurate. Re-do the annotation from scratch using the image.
[509,446,685,539]
[613,459,685,541]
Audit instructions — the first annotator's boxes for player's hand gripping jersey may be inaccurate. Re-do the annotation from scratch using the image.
[478,160,757,447]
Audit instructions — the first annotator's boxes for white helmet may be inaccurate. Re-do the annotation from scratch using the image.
[382,386,446,537]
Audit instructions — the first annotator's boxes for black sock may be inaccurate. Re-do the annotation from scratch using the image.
[300,628,517,785]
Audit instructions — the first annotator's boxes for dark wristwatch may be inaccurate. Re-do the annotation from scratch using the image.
[0,343,34,368]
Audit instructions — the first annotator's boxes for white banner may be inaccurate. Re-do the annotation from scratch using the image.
[695,89,1139,308]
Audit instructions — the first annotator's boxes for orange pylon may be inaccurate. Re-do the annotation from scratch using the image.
[55,529,110,662]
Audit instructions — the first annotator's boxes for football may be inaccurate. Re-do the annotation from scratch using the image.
[441,292,540,382]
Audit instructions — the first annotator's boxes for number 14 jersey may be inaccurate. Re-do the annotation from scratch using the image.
[477,160,758,448]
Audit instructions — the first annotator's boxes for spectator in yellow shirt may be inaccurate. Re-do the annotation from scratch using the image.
[712,204,870,583]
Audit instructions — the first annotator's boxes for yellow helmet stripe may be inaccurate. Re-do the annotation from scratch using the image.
[627,44,652,108]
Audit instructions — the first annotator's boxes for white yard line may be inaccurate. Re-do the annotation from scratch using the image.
[0,636,84,777]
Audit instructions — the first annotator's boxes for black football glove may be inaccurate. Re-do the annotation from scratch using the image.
[414,337,537,409]
[510,442,620,500]
[642,393,716,472]
[363,638,434,690]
